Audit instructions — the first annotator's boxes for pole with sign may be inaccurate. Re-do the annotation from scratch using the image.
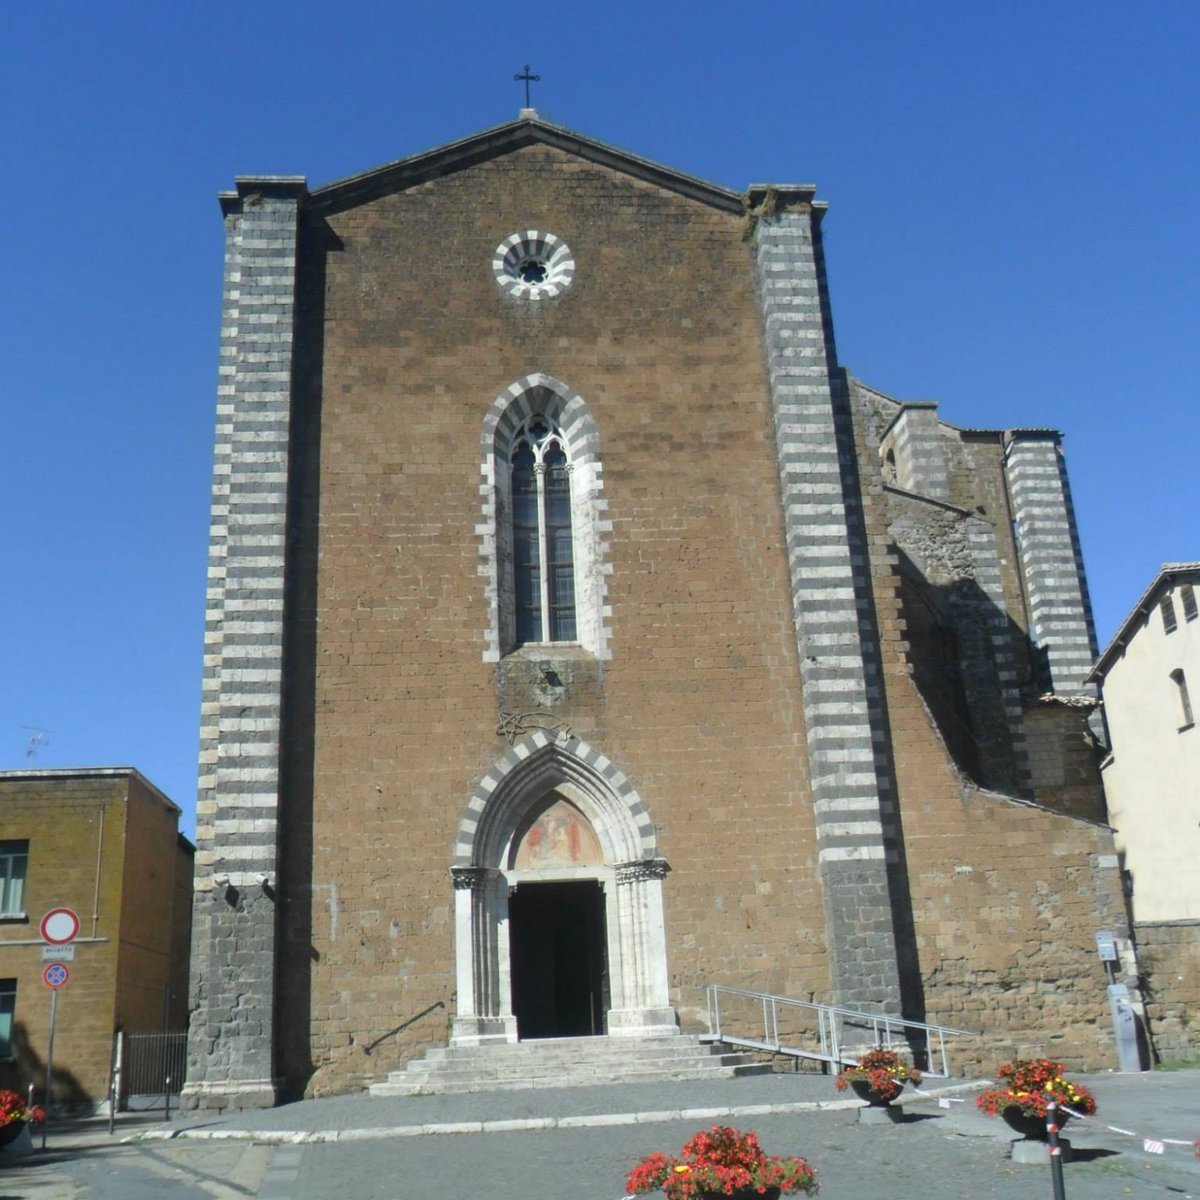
[39,909,79,1148]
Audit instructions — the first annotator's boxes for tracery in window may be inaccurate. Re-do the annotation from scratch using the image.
[477,373,612,662]
[511,417,577,645]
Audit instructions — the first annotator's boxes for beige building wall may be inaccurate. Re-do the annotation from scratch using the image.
[1097,573,1200,920]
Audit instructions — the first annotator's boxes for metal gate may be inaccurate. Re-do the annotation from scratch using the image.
[120,1031,187,1108]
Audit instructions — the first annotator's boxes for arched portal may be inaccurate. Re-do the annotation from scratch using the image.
[450,730,675,1045]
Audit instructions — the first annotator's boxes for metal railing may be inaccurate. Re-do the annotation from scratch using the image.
[701,984,973,1077]
[122,1031,187,1107]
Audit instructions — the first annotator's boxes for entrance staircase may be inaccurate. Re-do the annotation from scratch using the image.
[368,1033,772,1097]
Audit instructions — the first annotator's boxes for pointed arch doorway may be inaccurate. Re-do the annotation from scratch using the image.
[450,731,676,1046]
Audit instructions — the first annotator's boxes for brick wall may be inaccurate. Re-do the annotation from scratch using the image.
[1135,921,1200,1062]
[281,146,832,1094]
[0,771,188,1105]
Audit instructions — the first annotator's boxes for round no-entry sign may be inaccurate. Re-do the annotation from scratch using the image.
[40,908,80,946]
[42,963,69,989]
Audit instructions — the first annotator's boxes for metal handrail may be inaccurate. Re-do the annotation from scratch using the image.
[701,984,974,1077]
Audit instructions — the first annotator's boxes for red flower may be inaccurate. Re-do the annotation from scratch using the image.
[626,1125,818,1198]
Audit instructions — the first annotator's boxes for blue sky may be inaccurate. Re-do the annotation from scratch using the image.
[3,1,1196,836]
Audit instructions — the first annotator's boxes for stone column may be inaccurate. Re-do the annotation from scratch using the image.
[607,859,677,1036]
[450,867,514,1045]
[751,187,902,1013]
[1004,431,1099,694]
[183,177,306,1111]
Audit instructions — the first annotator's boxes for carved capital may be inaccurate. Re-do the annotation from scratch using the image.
[450,866,496,891]
[614,858,670,885]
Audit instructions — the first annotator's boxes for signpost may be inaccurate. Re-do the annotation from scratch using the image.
[40,909,81,946]
[42,963,69,989]
[39,908,79,1148]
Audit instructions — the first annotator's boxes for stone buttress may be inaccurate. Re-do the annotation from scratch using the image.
[1003,430,1099,694]
[750,188,903,1013]
[182,177,306,1110]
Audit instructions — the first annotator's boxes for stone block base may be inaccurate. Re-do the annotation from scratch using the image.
[857,1104,903,1125]
[179,1078,280,1112]
[450,1016,517,1046]
[606,1007,679,1037]
[1009,1138,1073,1165]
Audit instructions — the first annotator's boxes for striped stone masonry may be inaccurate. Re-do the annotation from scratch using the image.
[886,403,950,500]
[752,195,902,1013]
[184,177,306,1110]
[1004,432,1099,695]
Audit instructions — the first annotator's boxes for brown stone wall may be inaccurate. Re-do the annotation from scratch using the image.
[1024,703,1108,822]
[1136,921,1200,1062]
[285,145,831,1093]
[850,381,1127,1074]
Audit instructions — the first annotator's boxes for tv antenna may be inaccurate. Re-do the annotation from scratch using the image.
[20,726,55,761]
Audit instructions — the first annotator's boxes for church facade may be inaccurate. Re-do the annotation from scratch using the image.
[184,114,1134,1108]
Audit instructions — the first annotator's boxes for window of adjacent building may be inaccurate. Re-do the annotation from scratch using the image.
[1181,584,1198,623]
[512,416,577,645]
[1171,669,1194,729]
[1160,595,1178,634]
[0,980,14,1059]
[0,842,27,917]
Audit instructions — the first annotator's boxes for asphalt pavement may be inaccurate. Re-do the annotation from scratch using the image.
[0,1068,1196,1199]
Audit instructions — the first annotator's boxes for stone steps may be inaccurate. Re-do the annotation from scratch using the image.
[369,1034,772,1097]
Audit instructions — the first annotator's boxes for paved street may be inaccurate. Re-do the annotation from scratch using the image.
[0,1070,1196,1199]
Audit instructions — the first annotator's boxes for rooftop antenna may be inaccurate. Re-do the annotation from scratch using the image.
[20,726,54,761]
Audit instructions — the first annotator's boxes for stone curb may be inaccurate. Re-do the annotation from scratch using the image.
[128,1080,989,1146]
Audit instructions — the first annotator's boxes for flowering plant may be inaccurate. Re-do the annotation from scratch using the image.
[975,1058,1096,1120]
[834,1047,921,1103]
[0,1089,44,1127]
[626,1125,818,1198]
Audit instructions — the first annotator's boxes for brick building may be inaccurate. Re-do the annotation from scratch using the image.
[185,113,1136,1109]
[0,769,193,1106]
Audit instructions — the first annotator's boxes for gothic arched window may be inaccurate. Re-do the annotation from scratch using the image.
[512,416,577,644]
[477,374,612,662]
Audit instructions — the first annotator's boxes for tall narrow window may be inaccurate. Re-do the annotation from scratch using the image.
[1160,596,1178,633]
[0,842,27,917]
[1171,669,1194,729]
[0,980,13,1059]
[1181,584,1197,623]
[510,417,576,645]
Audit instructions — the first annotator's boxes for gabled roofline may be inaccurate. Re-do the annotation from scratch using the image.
[307,113,759,217]
[1087,562,1200,682]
